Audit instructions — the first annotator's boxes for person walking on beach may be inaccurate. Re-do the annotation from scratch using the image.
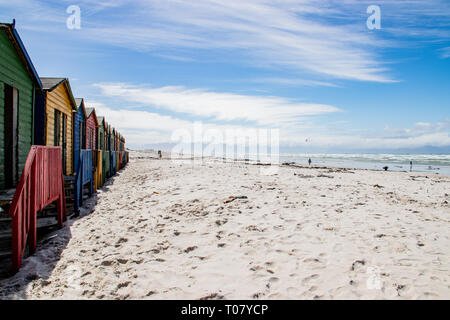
[158,150,162,159]
[410,160,413,172]
[308,158,312,166]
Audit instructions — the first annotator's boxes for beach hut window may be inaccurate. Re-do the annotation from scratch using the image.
[3,84,19,188]
[54,109,61,146]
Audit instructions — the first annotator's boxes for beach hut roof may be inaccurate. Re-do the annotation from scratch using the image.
[41,77,65,90]
[0,20,42,89]
[97,116,105,124]
[85,107,95,117]
[85,107,99,126]
[74,98,87,117]
[40,77,77,109]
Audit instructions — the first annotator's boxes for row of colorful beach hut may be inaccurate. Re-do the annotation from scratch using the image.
[0,21,128,272]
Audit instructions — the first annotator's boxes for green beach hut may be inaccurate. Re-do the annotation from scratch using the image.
[0,21,42,190]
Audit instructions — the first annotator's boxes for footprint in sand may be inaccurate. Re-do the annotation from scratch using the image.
[308,285,318,292]
[117,281,131,289]
[269,277,279,283]
[184,246,198,253]
[250,265,263,272]
[302,274,319,285]
[303,257,321,263]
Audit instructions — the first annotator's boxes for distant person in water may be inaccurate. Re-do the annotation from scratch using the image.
[158,150,162,159]
[308,158,312,166]
[410,160,413,172]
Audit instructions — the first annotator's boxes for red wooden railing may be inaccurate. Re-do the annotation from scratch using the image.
[8,146,66,272]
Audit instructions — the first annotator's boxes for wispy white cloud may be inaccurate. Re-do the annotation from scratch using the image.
[247,77,339,87]
[87,100,192,132]
[3,0,448,151]
[380,119,450,138]
[94,82,340,127]
[281,132,450,150]
[86,100,285,147]
[1,0,396,82]
[83,0,394,82]
[4,0,449,82]
[89,99,450,150]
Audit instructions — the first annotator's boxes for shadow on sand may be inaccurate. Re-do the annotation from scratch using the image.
[0,172,123,298]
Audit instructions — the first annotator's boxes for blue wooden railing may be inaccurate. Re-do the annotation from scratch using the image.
[74,149,94,212]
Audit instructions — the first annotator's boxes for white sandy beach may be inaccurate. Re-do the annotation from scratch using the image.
[0,150,449,300]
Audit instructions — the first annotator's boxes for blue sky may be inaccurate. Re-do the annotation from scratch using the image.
[1,0,449,152]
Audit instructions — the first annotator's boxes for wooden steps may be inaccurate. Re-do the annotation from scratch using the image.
[0,188,15,217]
[0,209,62,266]
[0,217,12,261]
[0,250,10,260]
[0,188,15,205]
[0,189,12,257]
[64,176,76,215]
[64,175,90,213]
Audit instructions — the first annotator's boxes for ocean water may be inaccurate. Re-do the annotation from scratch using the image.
[187,150,450,175]
[279,153,450,175]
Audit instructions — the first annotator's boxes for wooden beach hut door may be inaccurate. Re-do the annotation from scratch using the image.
[3,85,19,188]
